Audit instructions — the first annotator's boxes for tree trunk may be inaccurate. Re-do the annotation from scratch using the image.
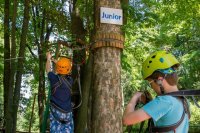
[38,9,46,131]
[4,0,12,132]
[91,0,124,132]
[75,53,93,133]
[70,0,87,130]
[13,0,30,132]
[10,0,18,131]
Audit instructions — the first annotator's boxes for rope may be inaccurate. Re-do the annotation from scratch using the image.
[41,83,51,133]
[1,37,125,61]
[192,96,200,108]
[72,65,82,109]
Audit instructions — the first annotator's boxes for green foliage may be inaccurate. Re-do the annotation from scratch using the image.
[17,93,39,132]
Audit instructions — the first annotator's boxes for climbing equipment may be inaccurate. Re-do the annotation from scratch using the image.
[41,84,51,133]
[142,51,180,79]
[72,65,82,109]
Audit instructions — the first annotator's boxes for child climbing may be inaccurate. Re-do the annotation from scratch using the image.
[46,52,74,133]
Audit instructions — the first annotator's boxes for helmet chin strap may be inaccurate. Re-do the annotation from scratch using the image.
[160,86,165,94]
[156,79,165,94]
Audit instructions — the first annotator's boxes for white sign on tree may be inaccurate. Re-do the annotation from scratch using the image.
[100,7,123,25]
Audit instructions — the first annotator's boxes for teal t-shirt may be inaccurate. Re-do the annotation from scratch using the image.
[142,95,189,133]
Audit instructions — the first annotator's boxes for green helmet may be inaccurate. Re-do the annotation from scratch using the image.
[142,51,180,79]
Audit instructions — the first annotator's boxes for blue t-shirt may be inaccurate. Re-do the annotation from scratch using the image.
[48,72,73,112]
[142,95,189,133]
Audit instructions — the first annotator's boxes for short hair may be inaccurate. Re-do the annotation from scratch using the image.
[148,71,178,86]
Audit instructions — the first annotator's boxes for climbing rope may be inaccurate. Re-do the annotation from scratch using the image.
[72,65,82,110]
[41,85,51,133]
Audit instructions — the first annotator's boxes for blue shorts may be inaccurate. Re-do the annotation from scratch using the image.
[50,106,74,133]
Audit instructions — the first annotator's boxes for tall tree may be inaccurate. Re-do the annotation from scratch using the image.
[10,0,18,131]
[3,0,11,131]
[70,0,87,131]
[91,0,124,132]
[12,0,30,132]
[31,1,54,130]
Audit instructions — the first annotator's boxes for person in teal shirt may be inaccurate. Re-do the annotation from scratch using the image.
[123,51,190,133]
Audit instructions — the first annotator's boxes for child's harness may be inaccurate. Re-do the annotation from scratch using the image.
[147,89,200,133]
[50,75,73,124]
[50,75,72,111]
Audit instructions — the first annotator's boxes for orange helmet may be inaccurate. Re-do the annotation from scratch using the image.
[56,57,72,75]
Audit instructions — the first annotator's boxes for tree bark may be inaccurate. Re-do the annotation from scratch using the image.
[13,0,30,132]
[70,0,87,130]
[75,53,93,133]
[91,0,124,132]
[38,9,46,130]
[10,0,18,131]
[4,0,11,132]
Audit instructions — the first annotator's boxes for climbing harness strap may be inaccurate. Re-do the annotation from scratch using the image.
[52,75,72,95]
[148,89,200,133]
[51,65,82,110]
[165,89,200,96]
[165,89,200,109]
[50,105,71,124]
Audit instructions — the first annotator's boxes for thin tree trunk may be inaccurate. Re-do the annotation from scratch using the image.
[13,0,30,132]
[38,9,46,131]
[4,0,11,132]
[10,0,18,131]
[91,0,124,132]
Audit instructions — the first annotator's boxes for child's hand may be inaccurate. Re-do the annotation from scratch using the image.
[129,92,147,105]
[51,58,57,64]
[46,52,52,60]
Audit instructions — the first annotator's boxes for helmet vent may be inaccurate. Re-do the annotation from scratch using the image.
[149,61,152,63]
[151,55,156,58]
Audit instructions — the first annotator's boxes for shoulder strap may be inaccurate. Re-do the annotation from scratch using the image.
[164,90,200,109]
[165,89,200,96]
[51,76,62,95]
[52,75,72,94]
[60,76,72,93]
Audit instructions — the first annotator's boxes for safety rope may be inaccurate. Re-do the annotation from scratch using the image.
[72,65,82,109]
[41,84,51,133]
[2,33,125,62]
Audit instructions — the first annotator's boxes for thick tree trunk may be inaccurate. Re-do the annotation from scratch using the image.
[13,0,30,132]
[91,0,124,132]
